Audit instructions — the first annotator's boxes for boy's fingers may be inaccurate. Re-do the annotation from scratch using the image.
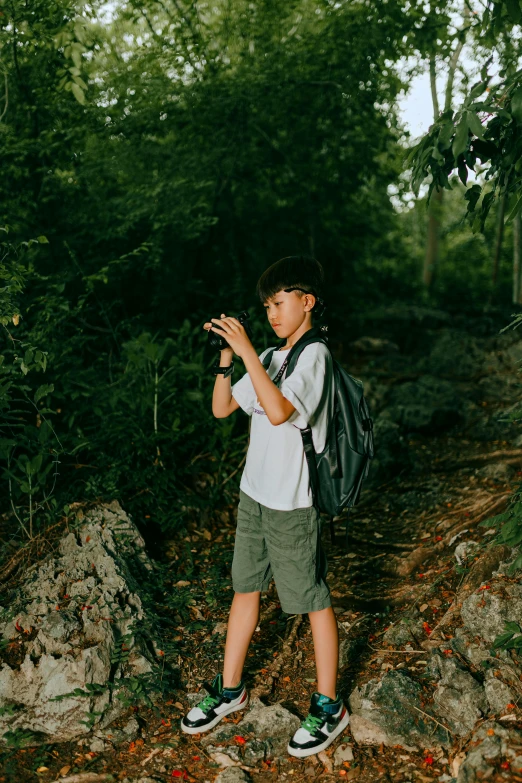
[211,317,232,332]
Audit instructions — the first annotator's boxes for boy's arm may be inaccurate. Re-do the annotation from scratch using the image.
[242,347,296,426]
[209,316,296,426]
[211,346,240,418]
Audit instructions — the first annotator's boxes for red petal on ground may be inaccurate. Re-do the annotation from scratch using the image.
[424,755,434,765]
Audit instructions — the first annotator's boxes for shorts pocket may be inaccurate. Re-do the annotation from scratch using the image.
[268,506,314,552]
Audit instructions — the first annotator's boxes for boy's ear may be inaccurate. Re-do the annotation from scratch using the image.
[304,293,316,312]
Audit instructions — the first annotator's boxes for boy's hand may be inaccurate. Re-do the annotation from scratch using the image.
[203,314,234,361]
[209,316,254,358]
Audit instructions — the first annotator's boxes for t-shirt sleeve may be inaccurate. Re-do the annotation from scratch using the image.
[231,348,273,416]
[280,343,332,429]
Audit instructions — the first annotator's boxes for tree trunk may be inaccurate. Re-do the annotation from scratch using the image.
[514,210,522,304]
[423,187,443,287]
[492,191,507,291]
[423,6,469,289]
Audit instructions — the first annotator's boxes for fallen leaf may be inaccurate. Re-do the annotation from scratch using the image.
[234,735,246,744]
[210,751,240,768]
[59,766,71,776]
[174,701,183,710]
[129,741,136,752]
[424,755,434,765]
[175,580,191,587]
[318,750,333,773]
[36,767,49,772]
[419,604,428,612]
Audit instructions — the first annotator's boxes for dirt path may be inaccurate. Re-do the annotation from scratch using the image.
[2,320,521,783]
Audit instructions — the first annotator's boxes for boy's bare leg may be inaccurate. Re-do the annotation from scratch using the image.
[309,606,339,700]
[223,591,261,688]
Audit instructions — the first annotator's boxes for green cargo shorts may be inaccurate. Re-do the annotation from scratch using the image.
[231,490,331,615]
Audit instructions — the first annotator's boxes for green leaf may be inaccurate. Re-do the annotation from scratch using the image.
[466,80,489,104]
[37,235,49,244]
[34,384,54,404]
[505,0,522,23]
[511,85,522,124]
[452,117,469,160]
[458,160,468,186]
[464,184,482,213]
[466,111,485,140]
[71,83,85,105]
[505,192,522,223]
[438,122,454,151]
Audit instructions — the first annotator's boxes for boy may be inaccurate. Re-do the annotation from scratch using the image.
[181,256,348,757]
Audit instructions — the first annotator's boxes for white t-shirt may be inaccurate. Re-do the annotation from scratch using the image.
[231,342,333,510]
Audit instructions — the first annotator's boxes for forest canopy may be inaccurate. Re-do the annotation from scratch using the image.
[1,0,521,540]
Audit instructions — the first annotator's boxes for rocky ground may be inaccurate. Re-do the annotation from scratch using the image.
[0,309,521,783]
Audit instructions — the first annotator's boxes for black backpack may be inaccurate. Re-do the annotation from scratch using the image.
[262,327,374,545]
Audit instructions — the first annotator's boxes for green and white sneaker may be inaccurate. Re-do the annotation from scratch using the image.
[181,673,249,735]
[288,692,350,757]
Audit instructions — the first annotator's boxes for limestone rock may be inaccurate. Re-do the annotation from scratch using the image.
[484,673,515,715]
[333,742,354,767]
[242,738,268,764]
[203,701,300,757]
[460,582,522,645]
[457,721,522,783]
[429,653,487,736]
[366,417,410,484]
[210,751,241,767]
[454,540,479,566]
[95,716,140,745]
[475,462,516,481]
[348,714,389,746]
[380,375,467,434]
[382,609,425,647]
[417,330,486,380]
[348,671,449,748]
[0,501,160,743]
[349,337,400,355]
[215,768,250,783]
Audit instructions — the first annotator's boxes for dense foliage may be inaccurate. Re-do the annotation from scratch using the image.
[0,0,520,545]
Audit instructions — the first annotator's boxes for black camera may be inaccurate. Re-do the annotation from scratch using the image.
[207,311,253,351]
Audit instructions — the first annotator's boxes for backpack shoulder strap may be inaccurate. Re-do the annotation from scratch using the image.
[261,342,285,370]
[284,327,329,379]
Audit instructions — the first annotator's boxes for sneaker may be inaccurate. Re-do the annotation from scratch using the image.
[287,692,350,757]
[180,673,249,735]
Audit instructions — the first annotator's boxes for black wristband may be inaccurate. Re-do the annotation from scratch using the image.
[213,360,234,379]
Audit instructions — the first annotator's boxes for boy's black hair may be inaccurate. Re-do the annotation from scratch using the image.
[256,255,325,304]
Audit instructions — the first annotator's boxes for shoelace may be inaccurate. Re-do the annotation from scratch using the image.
[197,691,220,713]
[301,713,323,734]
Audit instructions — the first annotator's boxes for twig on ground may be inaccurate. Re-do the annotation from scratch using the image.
[442,493,511,544]
[437,449,522,471]
[49,774,115,783]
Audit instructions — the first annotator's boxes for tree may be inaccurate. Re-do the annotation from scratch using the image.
[409,0,522,306]
[423,4,470,288]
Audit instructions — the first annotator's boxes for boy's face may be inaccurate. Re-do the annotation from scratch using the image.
[263,289,315,337]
